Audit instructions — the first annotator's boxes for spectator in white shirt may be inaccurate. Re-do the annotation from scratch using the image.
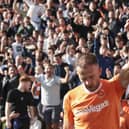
[11,34,24,59]
[23,0,45,30]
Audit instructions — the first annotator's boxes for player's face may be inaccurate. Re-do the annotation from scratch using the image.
[77,64,101,91]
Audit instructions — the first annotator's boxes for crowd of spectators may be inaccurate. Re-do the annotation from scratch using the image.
[0,0,129,129]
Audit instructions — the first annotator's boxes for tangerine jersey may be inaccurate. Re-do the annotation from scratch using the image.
[63,75,125,129]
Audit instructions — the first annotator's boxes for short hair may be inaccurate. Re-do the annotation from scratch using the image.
[8,64,17,70]
[76,53,98,68]
[19,75,32,83]
[44,63,54,69]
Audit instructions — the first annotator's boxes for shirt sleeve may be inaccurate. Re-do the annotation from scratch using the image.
[63,93,74,129]
[109,74,125,98]
[6,89,16,103]
[27,92,35,106]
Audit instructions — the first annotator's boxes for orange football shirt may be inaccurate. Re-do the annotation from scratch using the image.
[63,75,125,129]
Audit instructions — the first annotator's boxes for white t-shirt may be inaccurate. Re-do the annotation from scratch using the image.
[24,0,45,23]
[30,117,42,129]
[11,42,24,59]
[37,74,61,106]
[63,54,76,67]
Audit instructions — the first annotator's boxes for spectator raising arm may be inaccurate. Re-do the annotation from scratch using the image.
[60,66,70,84]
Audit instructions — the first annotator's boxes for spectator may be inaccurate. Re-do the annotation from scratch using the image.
[5,75,35,129]
[113,34,126,65]
[8,13,22,37]
[0,34,9,53]
[47,46,56,64]
[76,37,87,52]
[31,65,43,106]
[108,10,122,37]
[36,63,69,129]
[0,111,20,129]
[56,30,76,48]
[0,1,129,129]
[23,0,45,30]
[1,65,19,117]
[53,53,70,102]
[17,16,34,40]
[71,13,94,40]
[11,34,24,59]
[94,32,115,78]
[63,45,76,71]
[29,106,42,129]
[88,1,101,25]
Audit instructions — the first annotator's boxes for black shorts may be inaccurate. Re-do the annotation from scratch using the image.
[42,105,61,124]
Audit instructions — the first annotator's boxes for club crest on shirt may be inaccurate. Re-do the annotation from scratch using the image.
[97,89,105,98]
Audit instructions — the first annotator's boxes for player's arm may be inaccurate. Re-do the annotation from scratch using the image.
[63,94,74,129]
[119,62,129,88]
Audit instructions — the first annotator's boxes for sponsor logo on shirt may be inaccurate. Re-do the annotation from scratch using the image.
[74,100,109,115]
